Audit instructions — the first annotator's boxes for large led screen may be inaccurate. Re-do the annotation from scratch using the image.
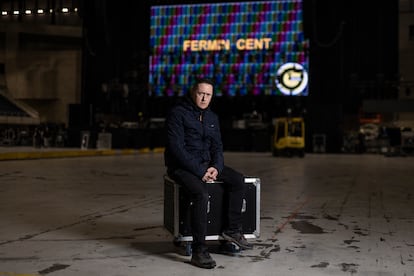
[149,0,309,97]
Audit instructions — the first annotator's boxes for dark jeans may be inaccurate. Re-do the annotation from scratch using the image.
[168,165,245,251]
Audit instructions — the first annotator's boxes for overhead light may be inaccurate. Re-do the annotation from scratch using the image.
[13,10,19,15]
[1,11,7,16]
[37,9,44,14]
[25,9,32,15]
[61,7,69,13]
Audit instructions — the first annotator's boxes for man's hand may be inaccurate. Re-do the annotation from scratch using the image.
[202,167,218,182]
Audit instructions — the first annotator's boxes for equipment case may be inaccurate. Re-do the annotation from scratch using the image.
[163,175,260,243]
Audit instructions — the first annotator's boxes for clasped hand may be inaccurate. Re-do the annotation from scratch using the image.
[202,167,218,183]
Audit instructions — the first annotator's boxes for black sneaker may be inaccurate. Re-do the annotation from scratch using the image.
[222,231,253,250]
[191,249,216,269]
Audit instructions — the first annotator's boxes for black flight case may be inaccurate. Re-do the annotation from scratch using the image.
[163,175,261,255]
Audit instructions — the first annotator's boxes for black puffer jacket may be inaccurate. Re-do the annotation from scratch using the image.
[164,96,224,178]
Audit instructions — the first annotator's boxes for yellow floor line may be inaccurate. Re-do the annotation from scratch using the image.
[0,147,165,161]
[0,273,40,276]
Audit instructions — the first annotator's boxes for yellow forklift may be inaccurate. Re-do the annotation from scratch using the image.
[272,117,305,157]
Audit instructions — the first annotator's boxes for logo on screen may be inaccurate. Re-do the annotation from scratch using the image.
[276,63,308,96]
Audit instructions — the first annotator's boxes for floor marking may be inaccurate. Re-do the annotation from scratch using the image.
[0,273,40,276]
[273,197,310,237]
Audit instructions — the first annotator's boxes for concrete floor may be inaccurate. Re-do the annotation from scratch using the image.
[0,151,413,276]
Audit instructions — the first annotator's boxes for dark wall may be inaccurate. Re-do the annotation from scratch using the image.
[303,0,398,152]
[79,0,150,108]
[304,0,399,108]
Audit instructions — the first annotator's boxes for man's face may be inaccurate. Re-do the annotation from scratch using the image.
[192,83,213,110]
